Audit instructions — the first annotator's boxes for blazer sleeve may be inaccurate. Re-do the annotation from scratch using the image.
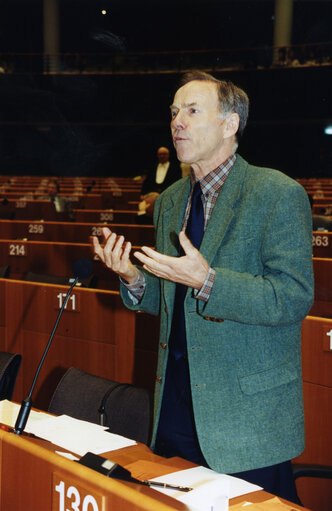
[197,182,314,326]
[120,269,161,316]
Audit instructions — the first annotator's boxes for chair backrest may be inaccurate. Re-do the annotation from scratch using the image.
[0,265,10,278]
[0,352,22,400]
[48,367,152,445]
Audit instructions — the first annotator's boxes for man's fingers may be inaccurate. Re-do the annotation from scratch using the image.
[134,250,152,266]
[179,230,197,255]
[91,236,105,263]
[102,227,112,239]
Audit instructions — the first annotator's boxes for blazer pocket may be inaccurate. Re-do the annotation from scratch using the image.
[239,362,298,395]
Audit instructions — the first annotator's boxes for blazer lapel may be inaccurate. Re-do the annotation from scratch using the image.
[161,178,191,306]
[162,177,191,257]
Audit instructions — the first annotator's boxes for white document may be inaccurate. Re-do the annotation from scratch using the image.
[0,399,50,430]
[0,401,136,456]
[29,414,136,456]
[149,466,262,511]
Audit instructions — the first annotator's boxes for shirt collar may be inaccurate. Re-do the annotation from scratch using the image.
[190,153,236,195]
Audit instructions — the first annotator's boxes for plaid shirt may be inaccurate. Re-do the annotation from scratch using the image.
[123,154,236,302]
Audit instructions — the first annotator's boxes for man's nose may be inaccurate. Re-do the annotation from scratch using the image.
[172,112,184,130]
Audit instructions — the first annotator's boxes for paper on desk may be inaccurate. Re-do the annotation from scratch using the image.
[231,496,300,509]
[148,466,261,511]
[0,399,50,430]
[30,414,136,456]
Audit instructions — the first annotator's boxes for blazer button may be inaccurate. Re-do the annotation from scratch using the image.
[164,306,168,314]
[156,376,162,383]
[160,342,167,350]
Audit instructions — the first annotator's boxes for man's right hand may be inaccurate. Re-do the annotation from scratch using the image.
[92,227,139,284]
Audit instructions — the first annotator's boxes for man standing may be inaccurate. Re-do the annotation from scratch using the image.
[92,72,313,502]
[141,146,182,196]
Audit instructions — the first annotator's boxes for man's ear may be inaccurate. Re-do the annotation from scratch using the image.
[223,113,240,139]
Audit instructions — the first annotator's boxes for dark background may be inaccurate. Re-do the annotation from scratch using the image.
[0,0,331,178]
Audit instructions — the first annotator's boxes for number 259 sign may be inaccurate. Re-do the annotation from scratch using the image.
[53,474,104,511]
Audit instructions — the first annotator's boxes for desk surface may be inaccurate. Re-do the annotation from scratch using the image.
[0,425,309,510]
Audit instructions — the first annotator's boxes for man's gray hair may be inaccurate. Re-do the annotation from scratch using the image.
[179,71,249,139]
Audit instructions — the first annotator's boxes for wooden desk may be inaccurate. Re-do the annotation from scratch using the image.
[309,258,332,318]
[0,219,155,246]
[0,428,308,510]
[0,238,143,290]
[0,279,159,409]
[74,209,140,224]
[312,232,332,258]
[294,315,332,511]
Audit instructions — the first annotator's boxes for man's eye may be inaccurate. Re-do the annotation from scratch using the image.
[189,108,198,114]
[171,111,177,119]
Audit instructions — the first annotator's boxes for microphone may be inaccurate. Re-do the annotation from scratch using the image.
[13,258,92,435]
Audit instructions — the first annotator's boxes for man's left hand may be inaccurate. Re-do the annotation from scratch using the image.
[133,231,210,289]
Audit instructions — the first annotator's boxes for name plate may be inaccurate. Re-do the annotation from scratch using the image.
[53,473,105,511]
[55,292,80,312]
[9,243,27,257]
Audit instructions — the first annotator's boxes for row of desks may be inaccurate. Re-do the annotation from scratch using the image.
[0,219,155,246]
[0,277,329,510]
[0,219,330,257]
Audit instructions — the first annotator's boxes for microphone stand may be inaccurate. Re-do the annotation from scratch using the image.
[13,277,79,435]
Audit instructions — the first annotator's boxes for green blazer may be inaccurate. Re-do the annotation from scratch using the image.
[121,154,314,473]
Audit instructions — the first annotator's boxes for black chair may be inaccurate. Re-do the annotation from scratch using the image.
[292,463,332,509]
[0,352,22,400]
[292,463,332,481]
[24,271,98,288]
[48,367,152,445]
[0,265,10,278]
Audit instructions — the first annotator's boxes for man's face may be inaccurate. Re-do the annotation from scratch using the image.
[170,80,226,170]
[157,148,170,164]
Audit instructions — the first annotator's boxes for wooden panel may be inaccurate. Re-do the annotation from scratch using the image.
[74,209,139,224]
[297,383,332,466]
[0,429,308,511]
[312,232,332,258]
[0,239,140,290]
[101,190,141,209]
[294,316,332,511]
[294,383,332,511]
[0,431,187,511]
[309,258,332,318]
[0,280,5,327]
[0,279,159,408]
[296,478,332,511]
[0,219,155,246]
[301,316,332,387]
[22,330,118,410]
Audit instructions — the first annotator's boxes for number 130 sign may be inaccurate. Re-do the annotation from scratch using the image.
[53,474,104,511]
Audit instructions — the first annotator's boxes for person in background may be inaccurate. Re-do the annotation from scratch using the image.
[138,146,182,223]
[308,193,332,231]
[141,146,182,196]
[39,180,74,220]
[93,71,314,504]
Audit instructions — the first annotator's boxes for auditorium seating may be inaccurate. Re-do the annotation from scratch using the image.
[0,175,331,510]
[0,239,144,290]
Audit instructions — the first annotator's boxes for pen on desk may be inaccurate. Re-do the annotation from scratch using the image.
[143,480,193,492]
